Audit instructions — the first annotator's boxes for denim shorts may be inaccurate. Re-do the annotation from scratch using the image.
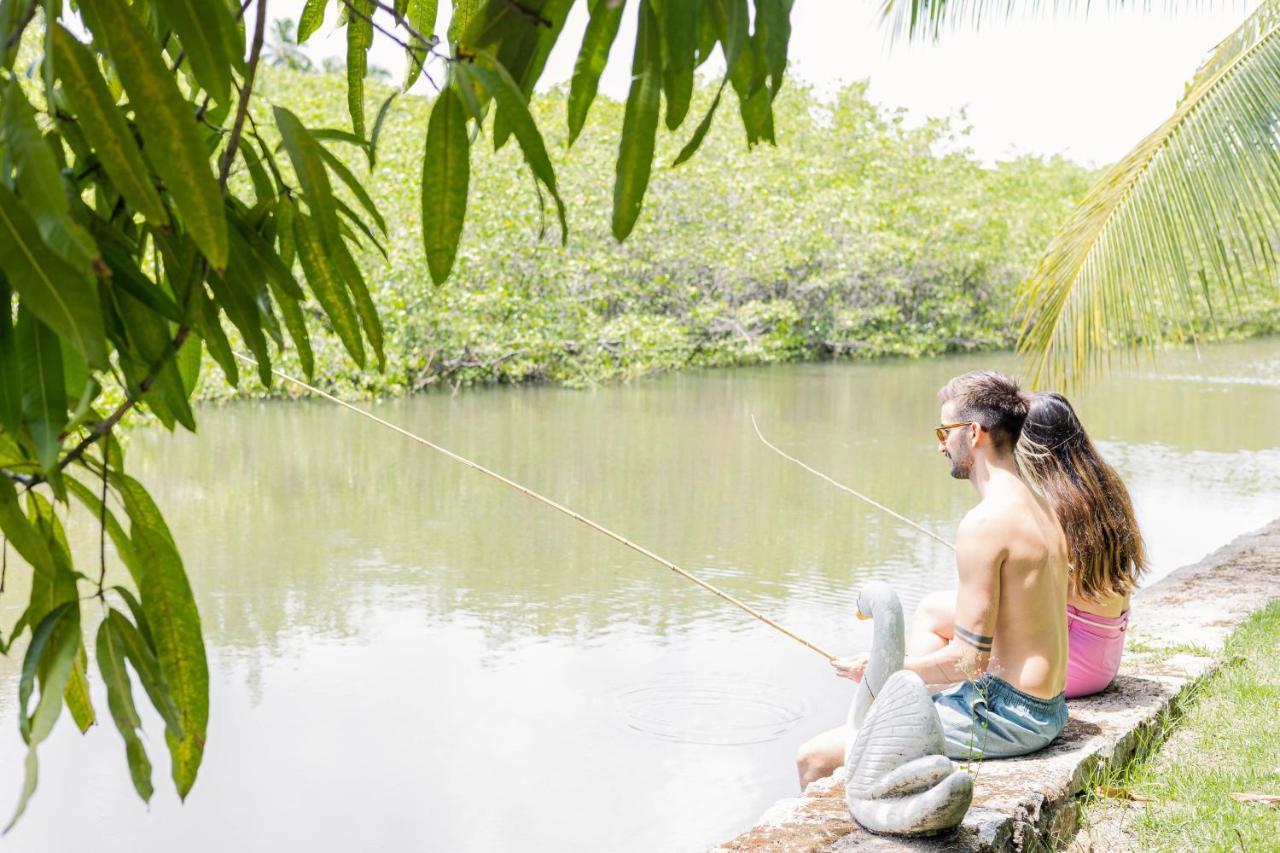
[932,674,1068,761]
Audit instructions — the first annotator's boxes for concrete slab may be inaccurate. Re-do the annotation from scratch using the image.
[716,518,1280,852]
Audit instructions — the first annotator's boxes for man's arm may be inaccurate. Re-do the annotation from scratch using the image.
[904,511,1004,683]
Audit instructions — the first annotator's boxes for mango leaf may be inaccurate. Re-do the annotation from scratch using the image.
[113,472,207,799]
[420,85,470,285]
[193,286,239,386]
[347,0,374,136]
[567,0,625,146]
[1,80,101,275]
[297,0,329,43]
[466,62,567,243]
[368,92,399,168]
[611,0,662,241]
[672,84,722,168]
[401,0,437,91]
[207,267,272,387]
[79,0,228,270]
[294,213,366,366]
[107,608,184,738]
[0,184,107,369]
[0,476,55,581]
[156,0,237,106]
[65,476,144,587]
[490,0,574,149]
[275,107,344,251]
[97,614,154,802]
[63,644,96,733]
[316,144,388,236]
[107,286,196,431]
[659,0,697,130]
[16,309,68,473]
[7,601,79,831]
[50,27,169,227]
[177,334,203,399]
[329,238,385,370]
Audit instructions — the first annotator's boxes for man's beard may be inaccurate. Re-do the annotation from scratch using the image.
[947,448,972,480]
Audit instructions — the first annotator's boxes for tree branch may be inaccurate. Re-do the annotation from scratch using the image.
[218,0,268,187]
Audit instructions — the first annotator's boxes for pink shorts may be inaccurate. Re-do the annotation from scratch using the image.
[1065,605,1129,698]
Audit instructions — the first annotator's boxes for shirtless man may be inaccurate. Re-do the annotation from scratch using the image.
[795,371,1069,788]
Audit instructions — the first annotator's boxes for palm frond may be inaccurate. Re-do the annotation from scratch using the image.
[880,0,1210,43]
[1017,0,1280,387]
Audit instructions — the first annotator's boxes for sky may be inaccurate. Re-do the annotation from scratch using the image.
[274,0,1258,165]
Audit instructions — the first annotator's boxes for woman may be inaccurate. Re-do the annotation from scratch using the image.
[909,392,1147,698]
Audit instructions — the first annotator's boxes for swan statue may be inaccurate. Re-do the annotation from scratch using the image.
[842,581,973,836]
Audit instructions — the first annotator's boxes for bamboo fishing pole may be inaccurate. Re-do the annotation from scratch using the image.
[233,353,836,661]
[749,415,957,551]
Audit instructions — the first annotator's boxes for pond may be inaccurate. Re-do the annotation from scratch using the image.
[2,337,1278,851]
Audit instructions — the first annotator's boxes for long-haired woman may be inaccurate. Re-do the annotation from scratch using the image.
[906,391,1146,698]
[1014,391,1146,697]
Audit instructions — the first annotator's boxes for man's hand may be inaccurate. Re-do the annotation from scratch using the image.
[831,654,869,682]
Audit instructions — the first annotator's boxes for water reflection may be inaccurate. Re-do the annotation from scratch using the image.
[0,337,1277,852]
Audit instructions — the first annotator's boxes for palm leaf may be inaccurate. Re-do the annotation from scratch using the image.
[1015,0,1280,386]
[880,0,1156,42]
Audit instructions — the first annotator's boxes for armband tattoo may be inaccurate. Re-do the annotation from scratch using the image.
[954,624,993,652]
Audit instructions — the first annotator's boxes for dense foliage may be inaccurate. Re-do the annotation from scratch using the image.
[208,69,1102,396]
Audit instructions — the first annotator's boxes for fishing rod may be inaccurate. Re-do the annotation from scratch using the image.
[233,353,836,661]
[749,415,957,552]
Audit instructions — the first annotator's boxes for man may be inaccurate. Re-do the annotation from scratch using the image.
[795,371,1069,789]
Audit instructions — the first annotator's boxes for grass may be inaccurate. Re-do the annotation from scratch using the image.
[1077,600,1280,852]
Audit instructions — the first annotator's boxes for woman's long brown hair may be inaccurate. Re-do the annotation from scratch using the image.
[1015,393,1147,601]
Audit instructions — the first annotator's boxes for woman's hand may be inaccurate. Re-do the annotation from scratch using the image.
[831,654,869,682]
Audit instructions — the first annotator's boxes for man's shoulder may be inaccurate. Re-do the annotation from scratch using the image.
[958,499,1023,535]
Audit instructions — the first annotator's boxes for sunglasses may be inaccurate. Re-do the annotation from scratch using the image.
[934,421,976,443]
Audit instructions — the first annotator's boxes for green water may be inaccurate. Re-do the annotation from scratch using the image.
[1,338,1278,851]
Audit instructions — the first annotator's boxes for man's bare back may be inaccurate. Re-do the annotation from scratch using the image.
[957,470,1068,700]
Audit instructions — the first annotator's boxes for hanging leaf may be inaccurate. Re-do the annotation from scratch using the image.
[421,86,470,285]
[155,0,238,106]
[63,644,96,733]
[97,614,154,802]
[50,27,169,228]
[659,0,697,129]
[16,309,68,473]
[7,602,79,831]
[78,0,228,270]
[0,184,107,369]
[294,213,366,366]
[568,0,626,146]
[347,0,374,136]
[368,92,399,167]
[611,0,662,241]
[297,0,329,43]
[401,0,438,91]
[329,238,385,370]
[274,107,343,250]
[672,82,724,166]
[467,62,567,243]
[316,144,388,235]
[113,472,208,800]
[1,80,101,274]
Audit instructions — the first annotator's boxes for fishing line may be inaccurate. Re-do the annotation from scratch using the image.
[750,415,957,551]
[233,353,836,661]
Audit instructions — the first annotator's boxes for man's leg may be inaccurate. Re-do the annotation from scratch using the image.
[795,724,850,790]
[908,590,957,656]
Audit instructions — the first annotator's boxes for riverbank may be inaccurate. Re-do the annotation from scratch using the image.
[1069,601,1279,851]
[719,517,1280,851]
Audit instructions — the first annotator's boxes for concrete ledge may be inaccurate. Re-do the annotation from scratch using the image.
[717,518,1280,852]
